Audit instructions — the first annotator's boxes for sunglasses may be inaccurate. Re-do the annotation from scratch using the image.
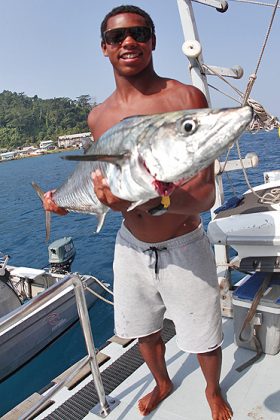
[103,26,152,45]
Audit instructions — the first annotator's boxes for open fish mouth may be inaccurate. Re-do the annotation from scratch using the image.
[141,157,181,196]
[152,180,176,196]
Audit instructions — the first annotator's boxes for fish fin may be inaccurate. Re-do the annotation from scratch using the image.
[95,212,107,233]
[31,181,52,242]
[127,200,147,211]
[62,152,131,163]
[31,181,45,201]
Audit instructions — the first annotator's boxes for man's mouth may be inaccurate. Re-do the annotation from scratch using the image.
[120,52,141,59]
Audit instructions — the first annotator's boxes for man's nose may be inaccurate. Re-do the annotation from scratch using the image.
[122,34,137,45]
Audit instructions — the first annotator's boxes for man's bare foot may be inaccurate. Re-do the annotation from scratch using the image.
[205,386,233,420]
[138,381,173,416]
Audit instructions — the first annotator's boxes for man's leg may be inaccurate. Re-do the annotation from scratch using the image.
[138,331,173,416]
[197,347,233,420]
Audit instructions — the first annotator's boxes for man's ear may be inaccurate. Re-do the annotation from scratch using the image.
[101,41,108,57]
[152,34,156,51]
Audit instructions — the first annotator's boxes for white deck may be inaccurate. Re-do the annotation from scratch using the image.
[34,317,280,420]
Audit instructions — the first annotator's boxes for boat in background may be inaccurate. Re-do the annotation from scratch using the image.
[0,237,111,383]
[208,171,280,270]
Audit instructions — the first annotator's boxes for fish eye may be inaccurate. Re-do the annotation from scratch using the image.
[180,118,198,135]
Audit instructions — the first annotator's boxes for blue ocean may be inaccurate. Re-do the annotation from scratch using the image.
[0,129,279,415]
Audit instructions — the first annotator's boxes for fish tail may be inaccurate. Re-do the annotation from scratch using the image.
[31,181,51,242]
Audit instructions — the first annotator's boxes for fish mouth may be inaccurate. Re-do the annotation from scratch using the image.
[152,180,176,196]
[141,159,177,196]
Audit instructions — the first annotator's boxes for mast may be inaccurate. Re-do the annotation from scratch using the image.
[176,0,244,317]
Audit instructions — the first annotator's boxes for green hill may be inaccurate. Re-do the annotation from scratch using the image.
[0,90,96,150]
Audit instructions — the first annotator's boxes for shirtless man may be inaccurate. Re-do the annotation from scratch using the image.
[44,5,233,419]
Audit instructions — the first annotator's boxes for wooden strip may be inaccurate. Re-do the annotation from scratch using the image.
[108,335,135,347]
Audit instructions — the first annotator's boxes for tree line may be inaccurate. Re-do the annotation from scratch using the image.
[0,90,96,151]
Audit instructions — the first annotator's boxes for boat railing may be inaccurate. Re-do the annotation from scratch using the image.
[0,273,118,419]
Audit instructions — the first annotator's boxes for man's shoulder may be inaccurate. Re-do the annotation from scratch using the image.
[88,101,110,128]
[167,79,204,95]
[87,95,122,140]
[164,79,208,108]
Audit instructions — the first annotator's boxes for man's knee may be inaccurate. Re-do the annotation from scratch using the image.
[138,330,162,345]
[197,346,222,358]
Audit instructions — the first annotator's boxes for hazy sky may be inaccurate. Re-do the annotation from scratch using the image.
[1,0,279,116]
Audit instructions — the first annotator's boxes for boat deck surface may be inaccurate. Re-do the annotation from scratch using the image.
[23,316,280,420]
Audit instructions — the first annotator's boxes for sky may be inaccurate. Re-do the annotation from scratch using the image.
[1,0,279,117]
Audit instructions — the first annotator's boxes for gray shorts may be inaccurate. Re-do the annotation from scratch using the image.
[113,223,223,353]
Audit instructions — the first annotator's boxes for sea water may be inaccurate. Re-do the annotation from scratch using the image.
[0,129,279,415]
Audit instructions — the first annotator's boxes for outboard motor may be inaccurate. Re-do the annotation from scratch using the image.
[48,237,76,274]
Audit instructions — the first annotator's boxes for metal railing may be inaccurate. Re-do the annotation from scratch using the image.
[0,274,119,419]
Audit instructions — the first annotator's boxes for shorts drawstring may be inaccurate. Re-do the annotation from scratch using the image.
[143,246,167,275]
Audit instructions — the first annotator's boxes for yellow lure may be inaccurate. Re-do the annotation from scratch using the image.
[161,195,170,209]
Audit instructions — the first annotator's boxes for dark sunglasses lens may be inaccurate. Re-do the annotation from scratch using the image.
[130,27,151,42]
[104,27,151,45]
[105,28,126,45]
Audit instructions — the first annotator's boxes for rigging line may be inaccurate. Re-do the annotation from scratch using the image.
[242,0,279,104]
[204,3,279,201]
[238,0,280,202]
[229,0,280,8]
[254,0,279,75]
[208,83,242,104]
[203,64,244,98]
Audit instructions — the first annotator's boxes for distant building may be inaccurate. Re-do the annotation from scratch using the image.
[39,140,54,149]
[0,151,17,161]
[18,146,37,155]
[58,132,92,149]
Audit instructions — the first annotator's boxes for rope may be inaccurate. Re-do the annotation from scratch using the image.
[82,275,114,305]
[229,0,280,10]
[236,273,272,372]
[204,0,280,131]
[241,0,279,104]
[247,98,280,131]
[204,1,280,204]
[85,285,114,306]
[87,275,114,296]
[260,188,280,204]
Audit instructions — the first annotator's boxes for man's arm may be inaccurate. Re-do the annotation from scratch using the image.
[166,164,215,215]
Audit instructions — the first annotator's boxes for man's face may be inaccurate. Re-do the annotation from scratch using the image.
[101,13,156,76]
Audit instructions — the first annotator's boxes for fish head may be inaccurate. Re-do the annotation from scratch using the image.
[138,106,252,193]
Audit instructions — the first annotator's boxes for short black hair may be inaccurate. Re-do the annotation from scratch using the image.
[101,5,155,42]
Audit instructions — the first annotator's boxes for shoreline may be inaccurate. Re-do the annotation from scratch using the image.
[0,147,79,163]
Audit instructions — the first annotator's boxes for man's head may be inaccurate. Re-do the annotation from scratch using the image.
[100,5,156,77]
[100,5,155,42]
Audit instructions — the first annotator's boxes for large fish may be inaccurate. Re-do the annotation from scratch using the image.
[32,106,252,239]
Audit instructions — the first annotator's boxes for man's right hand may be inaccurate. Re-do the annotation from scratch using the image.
[43,191,68,215]
[92,169,131,212]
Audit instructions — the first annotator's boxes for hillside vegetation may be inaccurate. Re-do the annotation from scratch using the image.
[0,90,96,150]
